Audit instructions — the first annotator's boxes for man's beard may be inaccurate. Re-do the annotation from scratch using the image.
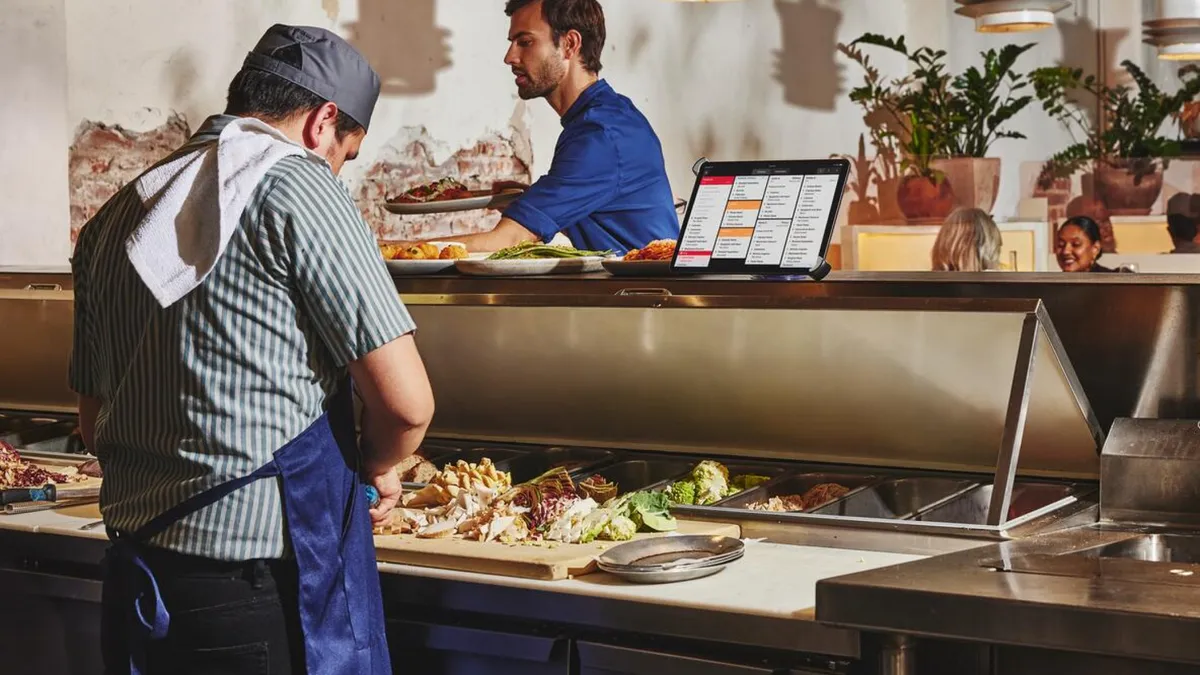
[516,60,565,100]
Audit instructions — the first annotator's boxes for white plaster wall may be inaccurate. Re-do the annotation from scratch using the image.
[0,0,71,267]
[3,0,1166,264]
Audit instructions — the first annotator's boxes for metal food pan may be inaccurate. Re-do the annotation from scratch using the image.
[913,481,1080,526]
[714,472,881,511]
[654,459,793,505]
[442,445,530,471]
[811,477,978,520]
[505,446,615,483]
[573,458,697,495]
[0,421,78,449]
[415,443,463,465]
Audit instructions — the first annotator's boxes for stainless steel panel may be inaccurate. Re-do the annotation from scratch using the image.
[409,298,1101,478]
[914,482,1083,526]
[1101,418,1200,527]
[577,642,781,675]
[0,288,75,413]
[812,477,977,520]
[1070,533,1200,564]
[504,446,614,483]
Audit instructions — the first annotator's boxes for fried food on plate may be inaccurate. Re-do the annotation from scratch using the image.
[623,239,677,261]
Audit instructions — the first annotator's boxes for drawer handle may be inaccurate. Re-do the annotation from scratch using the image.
[23,283,62,291]
[615,288,672,297]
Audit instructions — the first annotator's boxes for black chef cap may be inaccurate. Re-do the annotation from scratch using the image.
[241,24,381,132]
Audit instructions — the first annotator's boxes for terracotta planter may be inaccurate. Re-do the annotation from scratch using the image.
[1094,163,1164,216]
[896,175,956,222]
[931,157,1001,213]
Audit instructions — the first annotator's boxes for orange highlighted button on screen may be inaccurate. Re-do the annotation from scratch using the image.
[725,201,762,210]
[718,228,756,238]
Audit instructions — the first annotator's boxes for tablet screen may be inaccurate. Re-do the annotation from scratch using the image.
[672,159,849,274]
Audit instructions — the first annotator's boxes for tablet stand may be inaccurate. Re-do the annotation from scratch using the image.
[751,257,832,282]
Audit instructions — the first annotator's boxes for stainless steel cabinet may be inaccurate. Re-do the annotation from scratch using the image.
[578,641,822,675]
[0,567,104,675]
[387,618,570,675]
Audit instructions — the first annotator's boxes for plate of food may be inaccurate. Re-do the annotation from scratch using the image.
[602,239,677,276]
[380,241,471,274]
[456,242,612,276]
[384,178,524,215]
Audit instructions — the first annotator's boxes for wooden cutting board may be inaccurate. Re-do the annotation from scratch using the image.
[374,519,741,581]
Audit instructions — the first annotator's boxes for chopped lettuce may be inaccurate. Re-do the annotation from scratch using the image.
[628,491,677,532]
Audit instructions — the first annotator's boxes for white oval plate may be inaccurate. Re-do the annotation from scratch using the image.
[383,190,522,215]
[455,257,607,276]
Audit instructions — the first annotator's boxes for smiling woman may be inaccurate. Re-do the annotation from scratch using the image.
[1055,216,1117,273]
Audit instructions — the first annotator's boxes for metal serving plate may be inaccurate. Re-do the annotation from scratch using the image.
[913,481,1080,526]
[505,446,614,483]
[811,477,977,520]
[715,472,880,512]
[572,458,696,495]
[597,535,745,584]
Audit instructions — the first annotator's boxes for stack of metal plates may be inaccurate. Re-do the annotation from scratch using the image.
[597,535,744,584]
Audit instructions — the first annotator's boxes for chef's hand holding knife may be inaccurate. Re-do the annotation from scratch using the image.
[347,336,435,526]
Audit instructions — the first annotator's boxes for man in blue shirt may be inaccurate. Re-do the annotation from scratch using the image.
[442,0,679,254]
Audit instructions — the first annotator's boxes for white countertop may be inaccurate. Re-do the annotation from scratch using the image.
[0,507,923,622]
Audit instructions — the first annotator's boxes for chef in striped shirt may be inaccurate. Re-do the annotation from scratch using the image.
[70,24,431,675]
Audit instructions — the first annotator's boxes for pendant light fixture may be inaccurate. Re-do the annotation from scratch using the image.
[954,0,1071,33]
[1143,0,1200,61]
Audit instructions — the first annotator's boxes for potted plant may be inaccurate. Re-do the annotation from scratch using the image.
[896,113,956,220]
[841,34,1034,219]
[1032,60,1200,215]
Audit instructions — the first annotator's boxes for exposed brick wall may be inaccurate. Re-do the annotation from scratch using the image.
[68,114,191,241]
[356,126,533,242]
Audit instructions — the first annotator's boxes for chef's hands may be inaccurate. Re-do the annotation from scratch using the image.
[491,180,528,194]
[368,469,403,524]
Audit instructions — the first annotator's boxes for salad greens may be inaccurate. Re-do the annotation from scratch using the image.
[487,241,612,260]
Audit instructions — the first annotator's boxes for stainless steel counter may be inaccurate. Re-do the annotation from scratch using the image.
[817,525,1200,667]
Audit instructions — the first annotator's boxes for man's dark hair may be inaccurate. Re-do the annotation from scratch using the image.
[505,0,606,74]
[1168,213,1198,243]
[225,44,362,139]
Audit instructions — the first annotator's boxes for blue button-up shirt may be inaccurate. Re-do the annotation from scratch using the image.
[502,80,679,254]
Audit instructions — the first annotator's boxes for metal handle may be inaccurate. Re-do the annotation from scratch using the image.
[22,284,62,291]
[614,288,673,297]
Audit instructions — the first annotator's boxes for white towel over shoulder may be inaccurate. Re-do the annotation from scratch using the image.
[126,117,327,308]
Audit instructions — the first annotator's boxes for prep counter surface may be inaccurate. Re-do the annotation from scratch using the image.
[817,525,1200,665]
[0,505,922,656]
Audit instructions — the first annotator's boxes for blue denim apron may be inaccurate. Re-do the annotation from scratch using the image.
[102,382,390,675]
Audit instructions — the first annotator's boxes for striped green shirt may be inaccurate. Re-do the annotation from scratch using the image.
[70,115,414,561]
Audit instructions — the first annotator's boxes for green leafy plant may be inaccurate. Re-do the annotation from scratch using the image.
[839,33,1035,180]
[1032,60,1200,187]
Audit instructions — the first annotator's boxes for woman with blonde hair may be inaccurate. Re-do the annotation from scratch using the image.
[931,207,1002,272]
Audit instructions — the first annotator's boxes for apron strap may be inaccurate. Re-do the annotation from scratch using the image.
[132,460,282,542]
